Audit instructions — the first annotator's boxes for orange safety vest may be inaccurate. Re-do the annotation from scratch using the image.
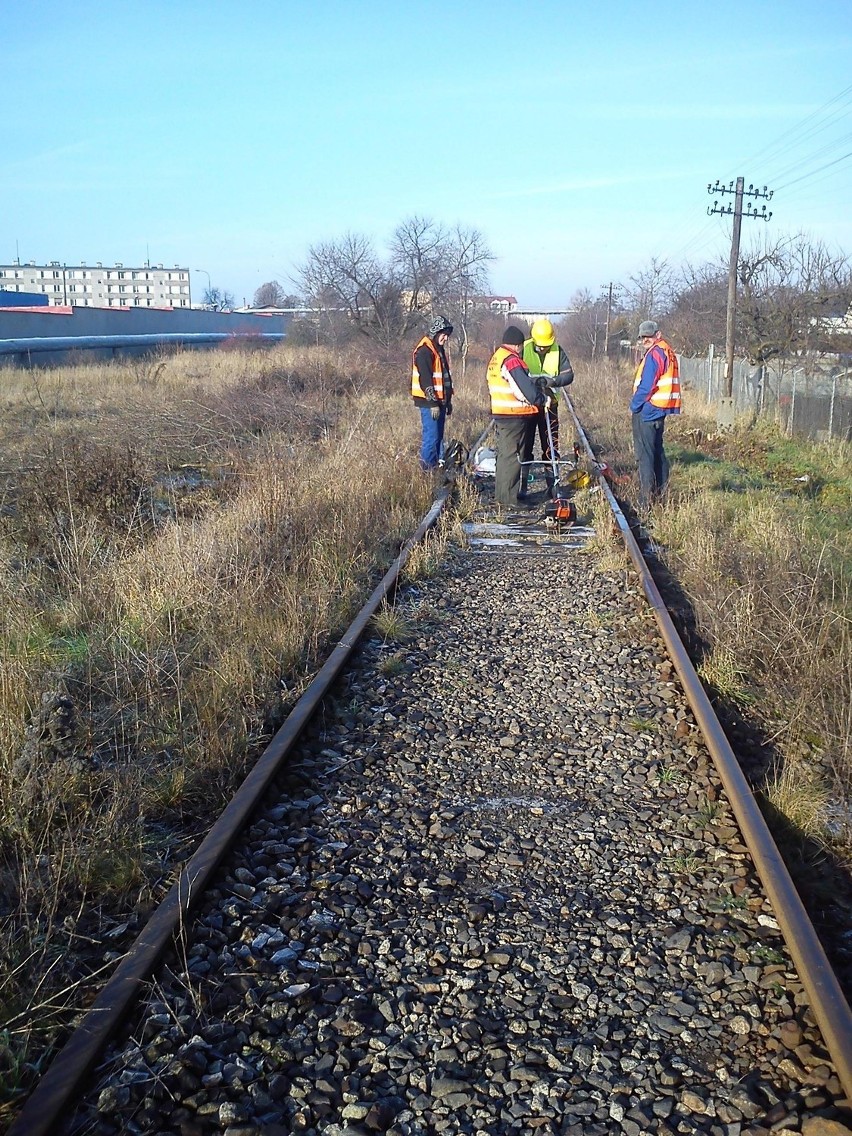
[633,338,681,411]
[487,347,539,416]
[411,337,447,400]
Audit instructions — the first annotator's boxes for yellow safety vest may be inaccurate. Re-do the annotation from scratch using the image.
[523,340,559,377]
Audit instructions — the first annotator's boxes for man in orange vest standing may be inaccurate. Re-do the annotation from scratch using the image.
[486,325,547,509]
[411,315,454,470]
[631,320,682,512]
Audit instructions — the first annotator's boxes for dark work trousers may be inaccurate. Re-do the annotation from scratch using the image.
[494,415,536,505]
[521,403,560,493]
[632,412,669,512]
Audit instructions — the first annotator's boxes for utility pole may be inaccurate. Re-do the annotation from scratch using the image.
[603,282,615,355]
[707,178,773,426]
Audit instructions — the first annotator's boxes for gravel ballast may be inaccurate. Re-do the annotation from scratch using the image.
[67,498,851,1136]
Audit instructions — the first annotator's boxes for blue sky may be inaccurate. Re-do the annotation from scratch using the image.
[3,0,851,308]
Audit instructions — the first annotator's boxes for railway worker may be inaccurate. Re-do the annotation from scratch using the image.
[521,318,575,496]
[630,319,681,512]
[411,314,454,471]
[486,325,548,509]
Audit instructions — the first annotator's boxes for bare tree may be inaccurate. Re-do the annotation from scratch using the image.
[253,281,290,308]
[666,262,728,354]
[561,288,610,359]
[623,257,676,324]
[298,232,408,347]
[389,216,449,320]
[444,224,492,373]
[298,217,493,349]
[203,286,235,312]
[736,232,852,362]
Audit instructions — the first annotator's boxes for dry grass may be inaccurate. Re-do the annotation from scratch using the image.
[572,361,852,858]
[763,761,831,841]
[0,340,470,1114]
[585,490,629,573]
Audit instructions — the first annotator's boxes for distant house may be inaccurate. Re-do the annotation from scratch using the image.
[472,295,518,314]
[816,301,852,336]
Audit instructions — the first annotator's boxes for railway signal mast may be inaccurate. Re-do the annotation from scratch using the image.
[707,177,774,428]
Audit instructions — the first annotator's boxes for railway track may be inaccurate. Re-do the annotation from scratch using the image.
[10,402,852,1136]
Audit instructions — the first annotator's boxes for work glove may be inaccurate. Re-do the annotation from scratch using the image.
[423,386,436,401]
[446,401,453,417]
[430,404,442,420]
[551,368,574,388]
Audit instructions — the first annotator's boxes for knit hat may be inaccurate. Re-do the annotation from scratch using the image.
[638,320,659,337]
[429,314,453,337]
[502,325,525,347]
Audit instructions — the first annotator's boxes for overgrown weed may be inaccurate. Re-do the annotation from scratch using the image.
[0,341,438,1112]
[573,367,851,865]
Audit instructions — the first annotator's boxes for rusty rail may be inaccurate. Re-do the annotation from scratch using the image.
[564,394,852,1101]
[8,488,451,1136]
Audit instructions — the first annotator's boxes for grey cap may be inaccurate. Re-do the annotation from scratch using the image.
[502,325,525,347]
[638,320,659,337]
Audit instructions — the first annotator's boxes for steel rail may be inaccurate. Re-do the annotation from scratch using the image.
[8,488,452,1136]
[564,394,852,1101]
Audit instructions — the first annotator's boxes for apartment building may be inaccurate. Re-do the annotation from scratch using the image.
[0,261,191,308]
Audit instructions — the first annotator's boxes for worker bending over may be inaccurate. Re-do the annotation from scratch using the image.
[486,325,547,509]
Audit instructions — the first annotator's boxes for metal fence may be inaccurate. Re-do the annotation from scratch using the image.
[679,352,852,441]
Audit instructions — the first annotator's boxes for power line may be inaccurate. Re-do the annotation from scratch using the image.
[766,129,852,184]
[653,82,852,273]
[729,81,852,179]
[775,148,852,191]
